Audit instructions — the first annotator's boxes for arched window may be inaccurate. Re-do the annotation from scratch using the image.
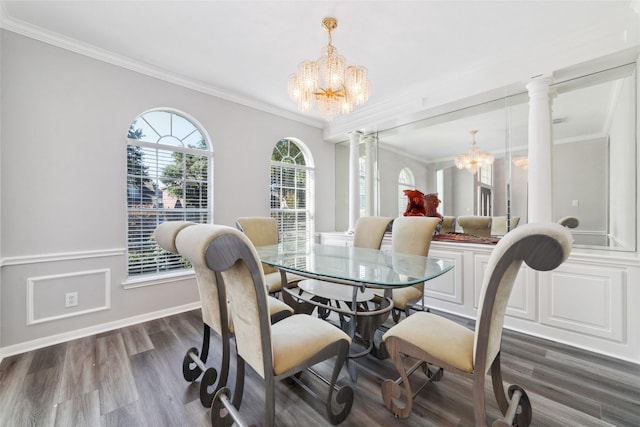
[270,138,314,242]
[398,167,415,215]
[126,109,212,279]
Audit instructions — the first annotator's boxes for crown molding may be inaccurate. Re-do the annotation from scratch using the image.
[325,14,640,143]
[0,12,324,129]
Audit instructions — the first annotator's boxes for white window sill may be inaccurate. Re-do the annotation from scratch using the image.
[122,269,195,289]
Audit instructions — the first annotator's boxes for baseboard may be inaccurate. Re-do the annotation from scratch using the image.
[0,302,202,364]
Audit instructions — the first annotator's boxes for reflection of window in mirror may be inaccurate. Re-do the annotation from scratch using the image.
[436,169,444,215]
[479,164,492,186]
[477,164,493,216]
[359,156,366,217]
[398,167,415,215]
[478,186,492,216]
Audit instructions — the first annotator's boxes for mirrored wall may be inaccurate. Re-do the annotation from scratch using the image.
[335,62,637,251]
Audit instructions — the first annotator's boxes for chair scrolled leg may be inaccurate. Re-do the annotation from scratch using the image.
[381,379,408,417]
[182,347,205,382]
[199,367,218,407]
[211,388,252,427]
[380,338,415,418]
[327,340,354,423]
[490,385,532,427]
[183,325,211,382]
[327,384,354,425]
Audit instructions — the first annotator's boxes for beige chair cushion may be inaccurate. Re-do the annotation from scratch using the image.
[264,271,304,293]
[353,216,393,249]
[177,224,292,334]
[491,216,520,236]
[383,312,474,372]
[392,216,440,255]
[176,225,228,333]
[271,314,351,376]
[154,221,194,253]
[440,216,456,233]
[236,217,280,275]
[383,216,440,311]
[457,216,492,237]
[267,296,293,319]
[264,272,283,293]
[389,285,423,310]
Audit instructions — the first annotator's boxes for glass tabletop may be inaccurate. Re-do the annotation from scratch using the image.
[256,242,454,289]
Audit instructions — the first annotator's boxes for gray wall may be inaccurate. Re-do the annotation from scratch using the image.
[553,138,608,233]
[0,30,335,351]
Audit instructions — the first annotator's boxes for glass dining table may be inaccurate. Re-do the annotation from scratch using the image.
[256,241,455,380]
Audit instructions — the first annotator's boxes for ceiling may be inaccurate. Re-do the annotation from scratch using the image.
[1,1,639,159]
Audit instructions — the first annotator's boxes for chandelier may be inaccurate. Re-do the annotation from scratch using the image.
[287,17,370,120]
[455,130,494,174]
[513,156,529,169]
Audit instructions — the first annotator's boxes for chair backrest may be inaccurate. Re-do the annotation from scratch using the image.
[175,224,229,334]
[154,221,195,253]
[204,225,273,379]
[353,216,394,249]
[490,216,520,236]
[558,216,579,228]
[391,216,441,256]
[236,217,279,274]
[473,223,572,374]
[440,216,456,233]
[458,216,492,237]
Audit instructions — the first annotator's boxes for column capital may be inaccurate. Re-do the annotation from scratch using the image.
[526,74,553,93]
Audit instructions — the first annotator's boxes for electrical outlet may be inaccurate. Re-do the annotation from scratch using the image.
[65,292,78,307]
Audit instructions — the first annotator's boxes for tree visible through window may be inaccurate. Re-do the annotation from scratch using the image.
[126,110,212,278]
[270,138,314,242]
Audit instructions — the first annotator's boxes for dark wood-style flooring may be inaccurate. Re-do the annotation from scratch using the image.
[1,308,638,427]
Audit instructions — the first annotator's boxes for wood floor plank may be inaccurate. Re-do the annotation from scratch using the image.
[1,308,638,427]
[121,322,155,356]
[57,335,98,403]
[129,349,190,426]
[0,352,33,427]
[100,400,145,427]
[9,366,61,426]
[53,389,101,427]
[96,332,139,415]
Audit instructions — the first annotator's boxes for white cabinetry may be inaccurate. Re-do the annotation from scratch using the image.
[318,232,639,363]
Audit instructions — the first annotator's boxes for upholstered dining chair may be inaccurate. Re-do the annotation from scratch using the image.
[558,216,579,228]
[235,216,304,295]
[299,215,394,318]
[440,216,457,233]
[382,216,441,322]
[204,225,354,427]
[491,216,520,236]
[458,215,493,237]
[154,221,293,408]
[352,216,394,248]
[380,222,572,426]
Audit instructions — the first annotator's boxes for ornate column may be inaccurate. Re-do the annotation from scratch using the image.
[526,75,554,223]
[348,131,362,233]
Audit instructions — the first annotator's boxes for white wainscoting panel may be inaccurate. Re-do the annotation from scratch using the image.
[27,269,111,325]
[539,263,624,342]
[472,255,537,321]
[506,266,538,321]
[424,249,463,304]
